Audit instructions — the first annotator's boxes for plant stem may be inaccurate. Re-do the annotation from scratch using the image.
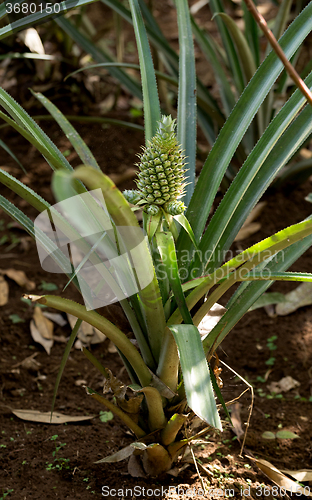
[138,387,167,431]
[243,0,312,107]
[88,390,146,438]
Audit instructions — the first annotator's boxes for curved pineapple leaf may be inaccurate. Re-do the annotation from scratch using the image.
[72,166,167,362]
[201,84,312,275]
[0,139,26,173]
[234,271,312,282]
[0,88,71,171]
[176,0,197,205]
[169,324,222,430]
[179,2,312,255]
[209,0,244,93]
[216,12,257,85]
[191,15,236,117]
[129,0,160,142]
[0,169,49,212]
[156,232,193,326]
[203,222,312,358]
[50,318,83,420]
[31,91,101,170]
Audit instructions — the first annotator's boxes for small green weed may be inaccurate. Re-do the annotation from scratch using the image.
[0,489,14,500]
[99,411,114,423]
[262,429,299,440]
[265,335,278,366]
[46,435,70,472]
[267,335,278,350]
[39,280,58,291]
[9,314,25,324]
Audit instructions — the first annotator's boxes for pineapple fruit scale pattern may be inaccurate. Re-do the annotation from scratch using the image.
[123,115,187,216]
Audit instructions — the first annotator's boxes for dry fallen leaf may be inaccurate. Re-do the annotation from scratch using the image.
[12,352,41,372]
[0,275,9,306]
[234,222,262,242]
[42,311,67,326]
[12,409,96,424]
[30,320,53,354]
[1,268,35,290]
[230,403,244,439]
[109,168,137,186]
[127,454,146,478]
[95,444,136,464]
[107,341,118,353]
[267,376,300,394]
[234,202,266,242]
[248,456,312,496]
[276,282,312,315]
[33,306,54,339]
[30,307,54,355]
[281,469,312,482]
[198,303,226,338]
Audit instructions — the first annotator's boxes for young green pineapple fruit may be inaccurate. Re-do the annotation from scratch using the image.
[123,115,187,215]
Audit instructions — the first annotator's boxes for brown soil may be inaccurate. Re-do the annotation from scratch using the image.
[1,1,312,499]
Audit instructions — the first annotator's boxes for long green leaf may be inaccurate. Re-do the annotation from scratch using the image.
[178,3,312,255]
[234,271,312,282]
[0,196,79,288]
[128,0,160,142]
[0,138,26,173]
[191,15,235,117]
[242,1,260,67]
[169,217,312,326]
[176,0,196,204]
[203,225,312,358]
[0,111,66,171]
[169,325,222,430]
[0,168,49,212]
[202,88,312,276]
[209,0,244,93]
[50,319,82,420]
[31,91,101,170]
[0,88,71,171]
[217,13,257,85]
[196,70,312,276]
[156,232,193,325]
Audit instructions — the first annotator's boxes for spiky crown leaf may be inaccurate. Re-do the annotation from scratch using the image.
[123,115,187,216]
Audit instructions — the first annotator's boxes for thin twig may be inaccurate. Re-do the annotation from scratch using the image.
[220,360,254,458]
[243,0,312,107]
[190,446,207,492]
